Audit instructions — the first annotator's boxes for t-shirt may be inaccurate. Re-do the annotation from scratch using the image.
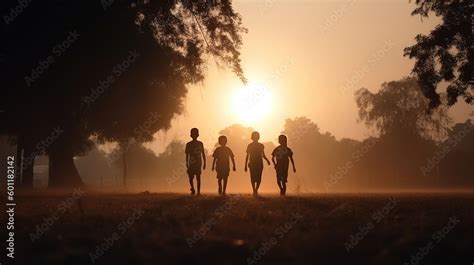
[185,140,204,166]
[212,146,234,172]
[272,145,293,171]
[246,142,265,168]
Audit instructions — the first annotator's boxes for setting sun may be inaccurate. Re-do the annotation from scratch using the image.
[231,82,273,125]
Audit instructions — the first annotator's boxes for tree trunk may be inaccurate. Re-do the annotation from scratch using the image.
[49,148,84,188]
[21,143,35,188]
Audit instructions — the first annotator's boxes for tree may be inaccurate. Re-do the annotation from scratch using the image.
[110,141,158,187]
[355,77,451,140]
[355,77,452,187]
[282,117,343,191]
[0,0,247,188]
[404,0,473,108]
[438,120,474,184]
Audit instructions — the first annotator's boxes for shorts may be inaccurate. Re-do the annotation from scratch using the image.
[216,170,229,180]
[187,164,201,177]
[249,165,263,183]
[276,170,288,183]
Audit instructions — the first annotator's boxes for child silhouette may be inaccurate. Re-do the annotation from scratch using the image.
[185,128,206,195]
[212,135,236,196]
[245,131,271,196]
[271,135,296,196]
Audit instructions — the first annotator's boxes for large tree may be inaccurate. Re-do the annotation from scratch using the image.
[0,0,246,188]
[355,77,451,140]
[404,0,473,108]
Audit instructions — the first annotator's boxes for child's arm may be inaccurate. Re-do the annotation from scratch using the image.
[290,155,296,173]
[244,153,249,172]
[185,153,189,168]
[263,151,271,165]
[201,147,206,170]
[212,157,216,171]
[231,156,236,171]
[271,154,277,168]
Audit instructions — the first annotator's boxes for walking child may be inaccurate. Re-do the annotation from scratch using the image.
[185,128,206,195]
[245,131,271,196]
[212,135,236,195]
[271,135,296,196]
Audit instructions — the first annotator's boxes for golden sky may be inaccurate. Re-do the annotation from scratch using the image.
[148,0,472,153]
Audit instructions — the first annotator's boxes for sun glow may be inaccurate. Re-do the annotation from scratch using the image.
[231,82,273,125]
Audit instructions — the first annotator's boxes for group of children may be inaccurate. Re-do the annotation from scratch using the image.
[185,128,296,196]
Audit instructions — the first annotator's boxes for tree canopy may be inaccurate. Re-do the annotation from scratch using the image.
[355,77,451,140]
[404,0,473,108]
[0,0,247,187]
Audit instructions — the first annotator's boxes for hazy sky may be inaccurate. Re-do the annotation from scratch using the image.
[147,0,472,154]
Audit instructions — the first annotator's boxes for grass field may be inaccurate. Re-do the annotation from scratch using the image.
[11,191,474,265]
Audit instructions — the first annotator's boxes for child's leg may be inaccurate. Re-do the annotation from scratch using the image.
[255,178,261,194]
[250,180,256,194]
[196,174,201,195]
[250,171,256,194]
[188,174,195,194]
[223,177,228,194]
[282,181,287,195]
[218,178,222,194]
[255,170,262,194]
[276,176,283,192]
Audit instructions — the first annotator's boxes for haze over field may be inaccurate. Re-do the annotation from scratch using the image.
[146,0,472,153]
[1,1,473,264]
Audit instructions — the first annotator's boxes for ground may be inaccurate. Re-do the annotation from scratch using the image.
[10,192,474,265]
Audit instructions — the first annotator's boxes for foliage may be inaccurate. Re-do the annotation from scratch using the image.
[404,0,473,107]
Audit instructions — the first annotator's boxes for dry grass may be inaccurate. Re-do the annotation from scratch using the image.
[13,192,474,265]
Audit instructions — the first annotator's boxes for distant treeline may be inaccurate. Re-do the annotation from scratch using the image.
[67,116,472,192]
[2,77,472,191]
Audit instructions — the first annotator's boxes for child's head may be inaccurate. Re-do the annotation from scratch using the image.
[251,131,260,142]
[278,135,288,146]
[218,135,227,146]
[190,128,199,139]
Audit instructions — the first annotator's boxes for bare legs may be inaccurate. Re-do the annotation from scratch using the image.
[251,180,261,196]
[188,174,201,195]
[218,178,228,195]
[188,175,195,195]
[223,178,228,195]
[277,179,283,195]
[196,175,201,195]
